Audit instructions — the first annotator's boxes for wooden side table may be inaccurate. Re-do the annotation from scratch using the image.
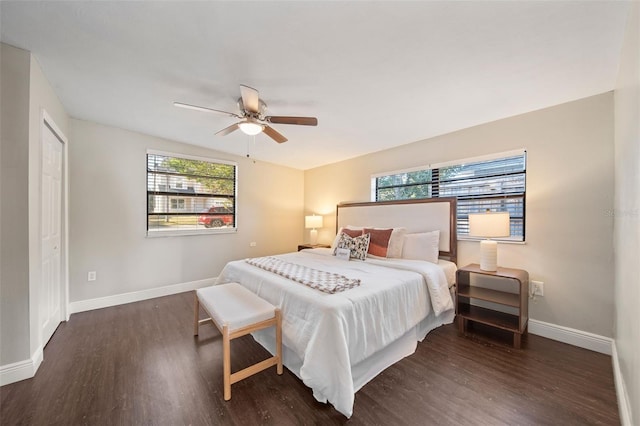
[455,263,529,348]
[297,244,330,251]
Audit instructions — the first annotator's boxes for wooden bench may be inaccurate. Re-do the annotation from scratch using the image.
[194,283,283,400]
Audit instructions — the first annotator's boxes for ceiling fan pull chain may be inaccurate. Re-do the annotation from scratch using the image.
[246,135,256,158]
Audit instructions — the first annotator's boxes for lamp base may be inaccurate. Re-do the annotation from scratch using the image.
[479,239,498,272]
[309,229,318,245]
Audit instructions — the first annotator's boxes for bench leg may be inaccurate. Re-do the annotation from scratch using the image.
[223,325,231,401]
[276,309,283,375]
[193,294,200,336]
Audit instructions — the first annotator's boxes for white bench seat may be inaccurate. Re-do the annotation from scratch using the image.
[194,283,282,400]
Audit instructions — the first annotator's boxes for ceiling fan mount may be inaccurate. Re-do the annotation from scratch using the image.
[237,97,267,119]
[174,85,318,144]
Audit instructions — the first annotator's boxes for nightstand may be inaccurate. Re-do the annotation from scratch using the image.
[297,244,330,251]
[455,264,529,348]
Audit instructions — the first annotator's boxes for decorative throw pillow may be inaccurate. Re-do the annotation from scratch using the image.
[330,226,364,252]
[363,228,393,257]
[401,230,440,264]
[335,232,371,261]
[342,228,364,238]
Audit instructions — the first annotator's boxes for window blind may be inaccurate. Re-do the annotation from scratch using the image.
[373,151,526,241]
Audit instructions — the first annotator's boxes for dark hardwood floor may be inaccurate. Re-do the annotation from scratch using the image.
[0,292,620,425]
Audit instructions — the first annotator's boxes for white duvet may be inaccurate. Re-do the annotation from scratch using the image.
[215,248,454,417]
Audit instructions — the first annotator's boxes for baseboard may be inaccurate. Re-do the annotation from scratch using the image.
[2,279,215,387]
[0,346,43,387]
[611,342,633,426]
[528,319,613,355]
[68,277,217,314]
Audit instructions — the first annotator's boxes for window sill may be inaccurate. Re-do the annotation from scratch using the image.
[146,227,238,238]
[458,237,526,245]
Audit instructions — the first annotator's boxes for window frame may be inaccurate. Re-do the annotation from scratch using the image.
[146,150,238,237]
[371,149,526,242]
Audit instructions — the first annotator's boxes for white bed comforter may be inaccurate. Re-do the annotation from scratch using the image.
[215,249,454,417]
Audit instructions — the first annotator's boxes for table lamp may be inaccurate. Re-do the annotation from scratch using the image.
[305,215,323,245]
[468,211,510,271]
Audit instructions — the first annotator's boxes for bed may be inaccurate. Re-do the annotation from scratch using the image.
[215,198,458,417]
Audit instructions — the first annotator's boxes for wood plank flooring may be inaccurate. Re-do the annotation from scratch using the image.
[0,292,620,425]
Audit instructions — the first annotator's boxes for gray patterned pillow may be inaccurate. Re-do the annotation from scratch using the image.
[335,232,371,261]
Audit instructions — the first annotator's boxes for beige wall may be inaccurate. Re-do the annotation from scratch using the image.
[614,1,639,424]
[69,119,304,302]
[1,44,31,365]
[0,43,69,366]
[305,93,615,338]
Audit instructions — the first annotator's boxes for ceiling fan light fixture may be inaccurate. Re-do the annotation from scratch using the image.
[239,121,264,136]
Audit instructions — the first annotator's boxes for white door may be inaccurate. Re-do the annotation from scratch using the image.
[41,123,63,345]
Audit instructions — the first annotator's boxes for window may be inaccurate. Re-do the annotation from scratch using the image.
[147,151,237,235]
[170,198,186,210]
[372,150,526,241]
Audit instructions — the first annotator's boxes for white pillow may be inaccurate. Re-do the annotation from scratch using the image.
[386,227,407,258]
[401,230,440,264]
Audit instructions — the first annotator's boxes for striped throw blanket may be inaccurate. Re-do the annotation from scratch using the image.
[246,256,361,294]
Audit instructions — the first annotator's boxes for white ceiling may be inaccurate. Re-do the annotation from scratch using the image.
[0,1,630,170]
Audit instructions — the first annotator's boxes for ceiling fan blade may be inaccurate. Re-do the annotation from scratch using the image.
[240,85,260,113]
[174,102,240,118]
[266,116,318,126]
[215,123,240,137]
[263,125,288,143]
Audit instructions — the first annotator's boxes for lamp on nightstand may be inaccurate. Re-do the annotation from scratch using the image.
[469,211,510,272]
[305,215,323,245]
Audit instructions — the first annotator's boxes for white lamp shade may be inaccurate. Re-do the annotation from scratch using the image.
[468,212,510,238]
[305,215,323,229]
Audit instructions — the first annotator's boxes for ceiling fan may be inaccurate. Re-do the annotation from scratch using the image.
[174,85,318,143]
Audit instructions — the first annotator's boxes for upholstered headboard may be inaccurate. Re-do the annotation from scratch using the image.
[336,198,457,264]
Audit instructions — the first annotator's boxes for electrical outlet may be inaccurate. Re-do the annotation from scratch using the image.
[532,280,544,296]
[250,242,257,247]
[88,271,96,282]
